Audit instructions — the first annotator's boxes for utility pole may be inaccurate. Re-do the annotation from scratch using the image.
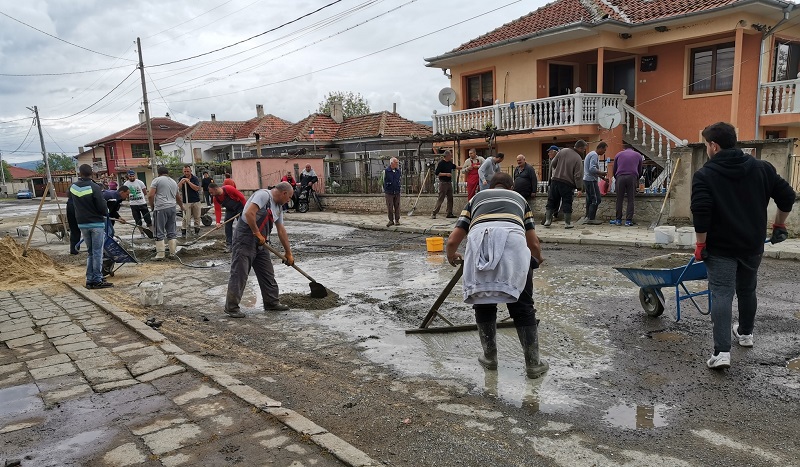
[29,105,55,200]
[0,150,6,187]
[137,37,157,179]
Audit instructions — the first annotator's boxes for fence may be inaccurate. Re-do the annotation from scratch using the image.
[326,153,441,195]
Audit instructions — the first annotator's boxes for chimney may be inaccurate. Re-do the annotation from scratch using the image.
[330,99,344,124]
[392,103,396,113]
[211,114,216,122]
[165,112,170,119]
[256,104,264,118]
[139,110,145,123]
[78,147,84,154]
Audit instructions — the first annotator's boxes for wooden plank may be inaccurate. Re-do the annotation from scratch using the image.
[406,321,516,335]
[419,263,463,328]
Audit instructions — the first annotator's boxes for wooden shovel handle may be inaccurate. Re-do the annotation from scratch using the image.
[260,242,317,283]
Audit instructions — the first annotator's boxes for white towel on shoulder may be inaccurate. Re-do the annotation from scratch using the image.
[462,221,530,304]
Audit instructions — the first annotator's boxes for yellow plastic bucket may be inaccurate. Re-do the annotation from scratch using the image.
[426,237,443,252]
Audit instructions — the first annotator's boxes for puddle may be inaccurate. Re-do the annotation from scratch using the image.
[0,384,43,418]
[603,403,668,429]
[650,331,684,342]
[788,357,800,371]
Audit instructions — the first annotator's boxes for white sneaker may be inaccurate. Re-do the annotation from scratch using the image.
[732,324,754,347]
[707,352,731,369]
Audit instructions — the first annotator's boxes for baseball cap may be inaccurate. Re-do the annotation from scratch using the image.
[548,145,560,152]
[127,170,135,175]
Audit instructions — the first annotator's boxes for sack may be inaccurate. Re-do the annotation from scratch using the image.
[599,178,609,195]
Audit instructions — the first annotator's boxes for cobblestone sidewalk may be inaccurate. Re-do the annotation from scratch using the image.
[0,287,374,466]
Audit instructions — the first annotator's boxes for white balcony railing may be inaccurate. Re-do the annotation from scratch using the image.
[621,103,686,161]
[432,89,626,134]
[760,77,800,115]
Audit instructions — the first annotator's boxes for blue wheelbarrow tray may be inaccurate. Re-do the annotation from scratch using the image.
[613,253,710,321]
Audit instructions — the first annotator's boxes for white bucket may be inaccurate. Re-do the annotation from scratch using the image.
[654,226,676,245]
[48,214,58,224]
[675,227,695,247]
[140,281,164,306]
[16,226,30,237]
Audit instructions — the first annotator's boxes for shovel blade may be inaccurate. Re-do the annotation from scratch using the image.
[309,281,328,298]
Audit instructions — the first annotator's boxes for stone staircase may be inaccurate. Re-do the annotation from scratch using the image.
[620,103,687,188]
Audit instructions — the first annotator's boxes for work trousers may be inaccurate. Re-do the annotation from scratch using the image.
[130,204,152,227]
[614,174,637,222]
[466,179,479,200]
[67,203,81,254]
[225,228,280,313]
[474,258,536,327]
[706,254,762,354]
[80,227,105,285]
[182,202,202,230]
[385,193,400,223]
[204,190,212,206]
[545,180,575,214]
[584,180,601,219]
[224,209,240,247]
[432,181,454,216]
[153,207,178,241]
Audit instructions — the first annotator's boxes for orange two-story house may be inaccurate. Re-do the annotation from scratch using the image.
[425,0,800,189]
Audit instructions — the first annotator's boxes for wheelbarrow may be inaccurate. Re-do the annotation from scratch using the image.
[613,253,710,321]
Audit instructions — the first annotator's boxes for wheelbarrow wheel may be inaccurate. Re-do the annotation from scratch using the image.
[201,214,213,226]
[639,287,665,317]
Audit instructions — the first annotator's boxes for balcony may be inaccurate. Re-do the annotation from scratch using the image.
[432,90,626,135]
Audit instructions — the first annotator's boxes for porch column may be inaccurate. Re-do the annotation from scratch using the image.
[730,27,744,129]
[596,48,605,93]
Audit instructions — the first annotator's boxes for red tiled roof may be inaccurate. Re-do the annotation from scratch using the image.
[85,117,189,147]
[335,112,432,140]
[261,114,340,145]
[160,115,291,144]
[8,165,39,179]
[446,0,743,55]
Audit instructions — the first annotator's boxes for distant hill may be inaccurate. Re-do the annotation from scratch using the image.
[10,160,41,171]
[415,121,433,127]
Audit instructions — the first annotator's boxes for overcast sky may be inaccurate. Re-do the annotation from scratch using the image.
[0,0,544,165]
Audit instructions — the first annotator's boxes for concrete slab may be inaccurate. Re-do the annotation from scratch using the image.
[6,333,46,348]
[136,365,185,383]
[141,422,203,455]
[41,323,84,339]
[82,367,133,385]
[173,384,221,405]
[41,384,93,405]
[131,417,189,436]
[55,340,97,353]
[101,442,148,466]
[94,379,139,393]
[29,362,78,380]
[0,327,36,341]
[25,353,71,370]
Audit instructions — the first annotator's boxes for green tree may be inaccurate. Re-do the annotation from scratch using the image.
[36,153,76,172]
[1,160,10,183]
[317,91,371,118]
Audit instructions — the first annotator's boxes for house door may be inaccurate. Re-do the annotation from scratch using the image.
[549,64,575,96]
[603,59,635,104]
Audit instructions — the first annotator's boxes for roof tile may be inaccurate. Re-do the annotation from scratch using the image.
[85,117,189,147]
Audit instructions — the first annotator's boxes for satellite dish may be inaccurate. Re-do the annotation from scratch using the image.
[438,87,457,107]
[597,106,622,130]
[175,137,185,148]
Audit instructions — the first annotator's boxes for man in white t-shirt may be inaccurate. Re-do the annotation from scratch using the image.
[224,182,295,318]
[123,170,151,229]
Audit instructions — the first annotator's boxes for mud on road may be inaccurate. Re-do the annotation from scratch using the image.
[5,212,800,466]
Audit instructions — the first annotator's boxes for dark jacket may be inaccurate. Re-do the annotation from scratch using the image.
[513,163,538,198]
[691,148,796,258]
[69,178,107,227]
[102,190,124,220]
[384,167,401,194]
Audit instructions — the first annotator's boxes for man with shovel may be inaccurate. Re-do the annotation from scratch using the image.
[224,182,295,318]
[209,182,246,252]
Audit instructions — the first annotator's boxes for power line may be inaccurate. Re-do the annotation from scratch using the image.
[5,118,35,154]
[144,0,238,40]
[42,125,68,155]
[150,0,264,47]
[0,117,33,125]
[0,64,132,77]
[145,68,173,119]
[149,0,344,67]
[0,10,136,62]
[41,67,139,121]
[167,0,523,103]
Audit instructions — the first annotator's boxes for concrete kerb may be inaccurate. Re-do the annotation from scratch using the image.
[65,283,379,467]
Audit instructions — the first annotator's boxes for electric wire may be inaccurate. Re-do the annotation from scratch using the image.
[149,0,344,67]
[0,64,133,77]
[167,0,524,103]
[149,0,263,47]
[144,0,237,40]
[4,118,35,154]
[42,125,69,155]
[0,10,136,62]
[41,67,138,121]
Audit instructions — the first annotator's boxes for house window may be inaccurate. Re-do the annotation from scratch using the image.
[689,42,735,94]
[773,42,800,81]
[465,71,493,109]
[131,144,159,158]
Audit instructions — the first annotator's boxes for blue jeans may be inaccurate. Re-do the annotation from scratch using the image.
[584,180,601,219]
[80,227,105,285]
[705,254,762,353]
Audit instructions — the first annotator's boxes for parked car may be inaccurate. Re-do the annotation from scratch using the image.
[16,189,33,199]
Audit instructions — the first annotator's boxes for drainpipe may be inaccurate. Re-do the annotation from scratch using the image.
[755,5,795,138]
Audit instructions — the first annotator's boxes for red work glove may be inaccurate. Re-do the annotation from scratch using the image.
[770,224,788,244]
[255,232,266,246]
[694,242,707,262]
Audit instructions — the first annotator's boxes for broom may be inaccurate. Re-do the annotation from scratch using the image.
[408,168,430,216]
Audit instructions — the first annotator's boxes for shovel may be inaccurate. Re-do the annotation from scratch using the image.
[116,218,153,238]
[184,213,240,247]
[408,168,430,216]
[261,243,328,298]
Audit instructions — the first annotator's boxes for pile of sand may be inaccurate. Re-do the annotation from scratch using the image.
[0,235,65,288]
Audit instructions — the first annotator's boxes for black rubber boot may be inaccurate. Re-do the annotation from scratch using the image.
[544,209,553,227]
[181,229,187,238]
[564,213,573,229]
[516,324,549,379]
[476,321,498,370]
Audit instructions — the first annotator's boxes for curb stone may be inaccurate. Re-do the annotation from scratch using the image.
[66,283,379,467]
